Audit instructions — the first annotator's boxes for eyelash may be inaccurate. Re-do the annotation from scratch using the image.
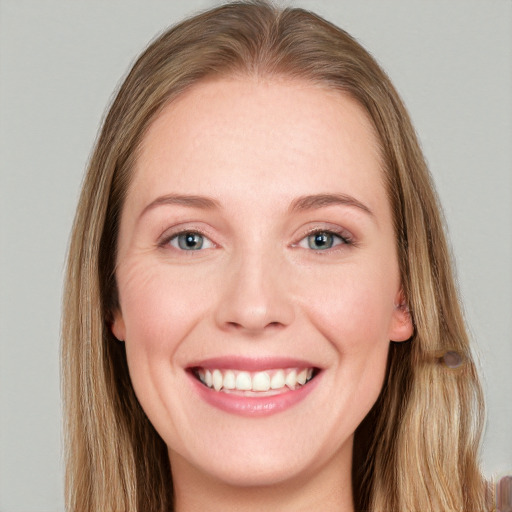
[157,227,354,253]
[158,229,214,251]
[295,228,354,252]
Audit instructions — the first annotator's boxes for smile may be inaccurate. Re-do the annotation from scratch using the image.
[187,359,321,416]
[193,367,316,394]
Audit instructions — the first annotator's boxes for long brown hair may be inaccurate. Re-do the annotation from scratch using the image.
[62,2,489,510]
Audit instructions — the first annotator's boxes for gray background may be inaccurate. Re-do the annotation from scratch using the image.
[0,1,511,510]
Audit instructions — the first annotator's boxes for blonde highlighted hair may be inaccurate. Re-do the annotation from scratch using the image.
[62,1,489,510]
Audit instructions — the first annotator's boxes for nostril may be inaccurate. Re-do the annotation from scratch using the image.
[224,320,283,332]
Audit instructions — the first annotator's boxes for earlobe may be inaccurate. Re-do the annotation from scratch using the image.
[111,310,126,342]
[389,290,413,342]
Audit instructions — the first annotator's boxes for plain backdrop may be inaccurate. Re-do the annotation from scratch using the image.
[1,1,511,510]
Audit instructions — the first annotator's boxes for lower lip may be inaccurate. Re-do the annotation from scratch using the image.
[188,372,320,417]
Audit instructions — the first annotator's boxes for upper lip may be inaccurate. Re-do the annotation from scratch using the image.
[186,356,320,372]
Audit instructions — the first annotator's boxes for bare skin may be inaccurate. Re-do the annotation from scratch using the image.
[112,77,413,511]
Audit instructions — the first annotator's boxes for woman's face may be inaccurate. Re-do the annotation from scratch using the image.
[112,78,412,489]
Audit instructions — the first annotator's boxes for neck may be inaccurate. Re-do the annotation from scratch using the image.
[169,445,355,512]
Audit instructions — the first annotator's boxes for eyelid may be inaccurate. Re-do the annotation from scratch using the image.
[156,223,354,251]
[170,232,214,250]
[296,224,353,241]
[293,225,355,250]
[157,225,217,250]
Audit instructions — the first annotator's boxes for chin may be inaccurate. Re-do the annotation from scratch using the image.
[167,418,353,492]
[179,450,318,489]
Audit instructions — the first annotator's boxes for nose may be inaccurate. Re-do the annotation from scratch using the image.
[214,248,295,334]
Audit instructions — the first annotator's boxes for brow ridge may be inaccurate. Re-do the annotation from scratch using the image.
[141,192,373,219]
[141,194,221,217]
[289,193,374,216]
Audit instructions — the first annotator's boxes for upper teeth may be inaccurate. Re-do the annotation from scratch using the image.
[196,368,314,392]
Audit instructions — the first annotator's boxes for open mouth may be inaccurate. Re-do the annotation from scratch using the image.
[190,367,319,395]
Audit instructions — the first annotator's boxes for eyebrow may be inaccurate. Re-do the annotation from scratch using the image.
[139,192,374,219]
[140,194,221,218]
[289,193,374,217]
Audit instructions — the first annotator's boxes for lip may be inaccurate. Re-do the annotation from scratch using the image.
[187,356,317,372]
[186,357,321,417]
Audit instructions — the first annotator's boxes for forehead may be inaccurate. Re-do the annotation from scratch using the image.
[129,77,386,214]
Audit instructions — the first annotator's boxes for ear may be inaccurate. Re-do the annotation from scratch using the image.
[111,309,126,342]
[389,289,413,342]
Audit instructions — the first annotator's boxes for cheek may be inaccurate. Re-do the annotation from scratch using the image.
[295,263,396,407]
[298,264,397,350]
[117,260,217,429]
[119,260,210,336]
[117,260,216,382]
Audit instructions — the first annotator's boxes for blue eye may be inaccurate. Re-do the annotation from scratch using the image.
[299,230,349,250]
[169,232,213,251]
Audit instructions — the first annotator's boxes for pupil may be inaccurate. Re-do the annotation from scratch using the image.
[316,234,327,246]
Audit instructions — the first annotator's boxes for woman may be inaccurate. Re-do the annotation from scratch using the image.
[62,1,490,510]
